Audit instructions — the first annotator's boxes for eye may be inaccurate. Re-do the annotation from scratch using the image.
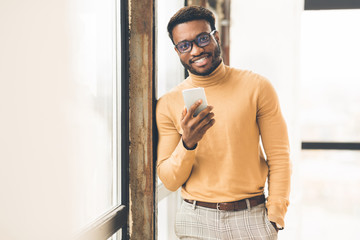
[197,34,210,45]
[177,41,191,52]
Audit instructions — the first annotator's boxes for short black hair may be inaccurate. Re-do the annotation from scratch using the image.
[167,6,216,44]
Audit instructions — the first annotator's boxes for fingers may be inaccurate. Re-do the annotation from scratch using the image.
[196,112,215,132]
[185,99,202,120]
[200,112,215,125]
[180,103,215,148]
[200,118,215,133]
[182,103,214,127]
[196,105,214,119]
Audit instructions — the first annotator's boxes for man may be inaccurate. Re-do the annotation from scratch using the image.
[156,6,291,240]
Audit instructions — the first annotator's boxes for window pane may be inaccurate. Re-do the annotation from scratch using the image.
[299,150,360,239]
[299,9,360,240]
[69,0,118,228]
[300,10,360,142]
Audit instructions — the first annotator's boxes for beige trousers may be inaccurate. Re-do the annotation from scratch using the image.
[175,201,278,240]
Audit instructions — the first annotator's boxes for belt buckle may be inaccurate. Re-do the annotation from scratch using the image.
[216,203,220,210]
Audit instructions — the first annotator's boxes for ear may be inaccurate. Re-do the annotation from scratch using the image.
[214,30,221,45]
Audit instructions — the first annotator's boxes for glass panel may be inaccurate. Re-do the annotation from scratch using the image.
[299,150,360,239]
[300,10,360,142]
[108,231,121,240]
[298,9,360,240]
[69,0,119,229]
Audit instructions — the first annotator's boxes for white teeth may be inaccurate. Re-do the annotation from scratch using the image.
[194,57,207,63]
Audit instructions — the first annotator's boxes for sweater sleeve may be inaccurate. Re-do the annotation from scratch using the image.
[156,97,196,192]
[256,78,291,228]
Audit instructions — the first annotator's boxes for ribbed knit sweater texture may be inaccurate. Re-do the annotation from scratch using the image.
[156,62,291,227]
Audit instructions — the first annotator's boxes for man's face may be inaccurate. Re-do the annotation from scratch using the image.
[172,20,222,76]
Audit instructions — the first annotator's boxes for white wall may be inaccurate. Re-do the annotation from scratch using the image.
[0,1,75,239]
[156,0,185,99]
[230,1,303,239]
[155,1,184,240]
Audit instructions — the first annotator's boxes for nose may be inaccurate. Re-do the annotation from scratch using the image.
[190,42,205,56]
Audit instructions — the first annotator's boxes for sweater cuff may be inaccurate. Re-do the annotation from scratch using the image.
[171,139,197,166]
[266,198,289,228]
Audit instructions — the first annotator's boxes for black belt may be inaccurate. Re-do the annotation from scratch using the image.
[184,194,265,211]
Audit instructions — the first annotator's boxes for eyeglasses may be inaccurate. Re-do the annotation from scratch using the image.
[175,30,216,53]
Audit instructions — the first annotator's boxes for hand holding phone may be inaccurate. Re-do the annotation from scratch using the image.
[182,87,208,116]
[181,88,215,149]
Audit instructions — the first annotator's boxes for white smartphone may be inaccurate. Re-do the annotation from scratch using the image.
[182,87,208,116]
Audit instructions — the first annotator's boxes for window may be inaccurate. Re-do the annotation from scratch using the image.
[69,0,120,228]
[69,0,127,239]
[299,9,360,239]
[0,0,126,239]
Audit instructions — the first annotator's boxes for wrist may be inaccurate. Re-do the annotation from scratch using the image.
[182,139,197,150]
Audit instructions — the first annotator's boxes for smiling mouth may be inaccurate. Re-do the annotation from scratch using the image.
[194,57,207,63]
[190,54,211,66]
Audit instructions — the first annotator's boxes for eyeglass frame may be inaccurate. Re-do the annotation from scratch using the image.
[174,30,217,54]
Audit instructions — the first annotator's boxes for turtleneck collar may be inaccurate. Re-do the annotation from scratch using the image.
[188,61,228,87]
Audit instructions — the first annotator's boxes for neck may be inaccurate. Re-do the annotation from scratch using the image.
[188,61,228,87]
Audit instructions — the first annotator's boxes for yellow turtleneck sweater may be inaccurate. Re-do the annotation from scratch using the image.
[156,62,291,227]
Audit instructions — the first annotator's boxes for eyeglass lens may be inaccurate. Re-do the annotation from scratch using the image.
[176,32,212,53]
